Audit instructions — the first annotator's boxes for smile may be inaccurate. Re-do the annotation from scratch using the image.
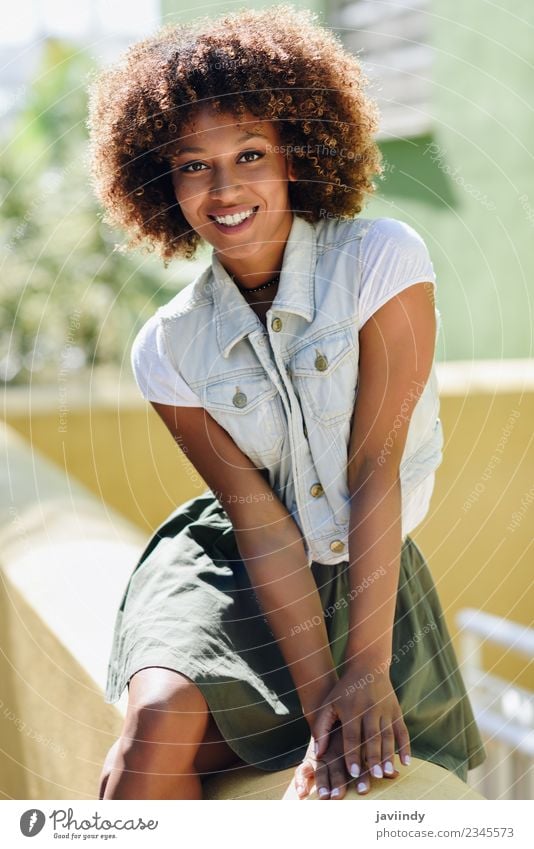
[209,206,259,227]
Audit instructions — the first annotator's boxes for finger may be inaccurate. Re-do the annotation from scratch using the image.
[312,703,338,760]
[314,757,331,800]
[295,760,315,799]
[380,716,397,777]
[341,714,362,780]
[381,757,400,779]
[355,748,371,795]
[327,749,350,800]
[362,715,383,779]
[393,713,412,766]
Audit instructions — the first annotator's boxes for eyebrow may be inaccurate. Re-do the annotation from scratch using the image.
[172,131,269,156]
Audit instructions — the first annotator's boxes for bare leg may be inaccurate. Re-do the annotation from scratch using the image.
[100,667,244,799]
[193,707,246,779]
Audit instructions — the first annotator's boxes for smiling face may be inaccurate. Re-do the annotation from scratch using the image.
[169,106,297,286]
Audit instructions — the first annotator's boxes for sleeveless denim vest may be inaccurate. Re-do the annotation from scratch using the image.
[158,214,444,565]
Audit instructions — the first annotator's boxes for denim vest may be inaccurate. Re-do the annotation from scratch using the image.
[159,214,444,565]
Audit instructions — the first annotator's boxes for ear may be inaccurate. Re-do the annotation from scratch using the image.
[287,158,298,182]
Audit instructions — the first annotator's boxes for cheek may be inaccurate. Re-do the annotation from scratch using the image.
[172,182,197,216]
[251,171,290,199]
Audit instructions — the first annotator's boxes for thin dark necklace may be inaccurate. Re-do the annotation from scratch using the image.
[232,273,280,294]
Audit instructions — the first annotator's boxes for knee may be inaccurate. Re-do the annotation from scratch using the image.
[122,671,209,760]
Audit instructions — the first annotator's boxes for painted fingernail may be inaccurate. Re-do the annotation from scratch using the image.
[350,763,360,778]
[331,787,340,797]
[403,754,411,765]
[384,760,394,775]
[357,781,367,793]
[371,764,383,778]
[314,740,319,755]
[318,786,330,798]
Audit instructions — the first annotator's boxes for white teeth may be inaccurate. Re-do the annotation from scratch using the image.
[213,208,255,226]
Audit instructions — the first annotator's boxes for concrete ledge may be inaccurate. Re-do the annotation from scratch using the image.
[435,358,534,394]
[202,758,485,800]
[0,422,145,798]
[0,422,145,698]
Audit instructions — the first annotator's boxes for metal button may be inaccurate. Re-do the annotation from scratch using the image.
[310,483,324,498]
[314,350,328,371]
[271,317,283,332]
[232,389,248,408]
[330,539,345,554]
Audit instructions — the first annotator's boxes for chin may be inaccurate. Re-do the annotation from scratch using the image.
[216,242,262,258]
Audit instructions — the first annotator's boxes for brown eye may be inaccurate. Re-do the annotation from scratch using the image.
[178,161,208,173]
[239,150,263,163]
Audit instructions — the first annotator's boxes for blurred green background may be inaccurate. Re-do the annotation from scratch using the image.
[1,0,532,386]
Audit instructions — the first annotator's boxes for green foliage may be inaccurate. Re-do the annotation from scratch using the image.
[0,38,194,385]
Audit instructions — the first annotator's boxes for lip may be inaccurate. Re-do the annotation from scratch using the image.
[208,205,259,234]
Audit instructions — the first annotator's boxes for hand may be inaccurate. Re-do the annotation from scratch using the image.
[293,722,350,800]
[311,662,411,783]
[293,721,400,799]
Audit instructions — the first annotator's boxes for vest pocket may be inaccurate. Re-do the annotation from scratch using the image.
[291,328,358,426]
[200,372,285,467]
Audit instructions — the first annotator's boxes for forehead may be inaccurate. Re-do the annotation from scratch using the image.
[177,106,277,145]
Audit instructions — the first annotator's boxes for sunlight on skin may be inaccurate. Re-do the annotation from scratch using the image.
[168,105,298,289]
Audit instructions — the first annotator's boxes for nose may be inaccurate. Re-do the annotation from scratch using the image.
[209,163,243,201]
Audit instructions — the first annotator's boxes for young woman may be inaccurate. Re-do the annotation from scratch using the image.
[87,4,486,800]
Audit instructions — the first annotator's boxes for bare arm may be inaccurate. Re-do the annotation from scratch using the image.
[151,401,337,723]
[310,281,436,783]
[345,281,437,665]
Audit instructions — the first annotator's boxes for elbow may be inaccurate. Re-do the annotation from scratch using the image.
[347,453,401,495]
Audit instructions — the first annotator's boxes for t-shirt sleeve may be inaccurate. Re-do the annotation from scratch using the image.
[130,312,202,407]
[357,218,437,331]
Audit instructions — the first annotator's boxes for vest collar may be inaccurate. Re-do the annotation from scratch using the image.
[210,214,317,358]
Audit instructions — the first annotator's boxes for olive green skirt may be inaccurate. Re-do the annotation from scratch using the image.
[105,489,486,782]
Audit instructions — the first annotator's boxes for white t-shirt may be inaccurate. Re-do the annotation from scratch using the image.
[131,217,437,406]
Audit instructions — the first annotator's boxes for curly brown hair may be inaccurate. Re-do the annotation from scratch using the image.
[86,4,383,266]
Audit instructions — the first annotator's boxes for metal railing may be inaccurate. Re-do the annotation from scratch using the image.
[456,608,534,800]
